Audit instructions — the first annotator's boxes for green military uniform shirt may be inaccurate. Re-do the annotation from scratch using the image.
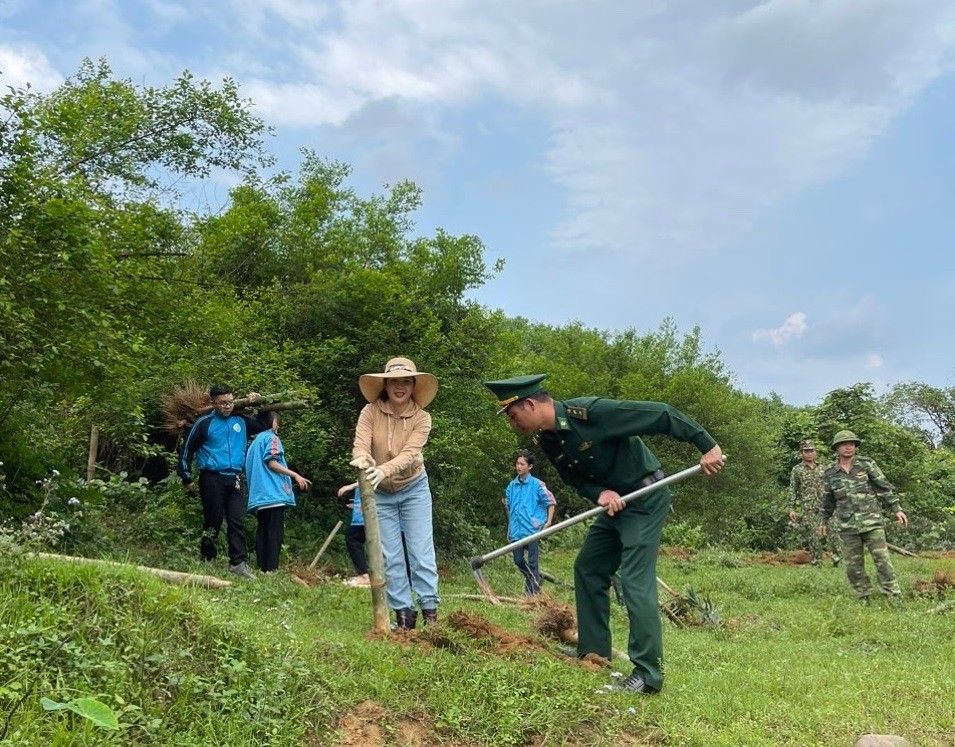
[820,455,900,534]
[789,461,827,514]
[535,398,718,503]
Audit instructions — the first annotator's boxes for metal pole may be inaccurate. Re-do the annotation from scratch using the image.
[470,462,705,571]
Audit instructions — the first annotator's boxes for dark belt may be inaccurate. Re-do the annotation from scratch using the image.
[634,469,665,489]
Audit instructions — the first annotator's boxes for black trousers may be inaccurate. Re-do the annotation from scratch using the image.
[344,525,412,580]
[345,524,368,575]
[255,506,286,573]
[198,471,247,565]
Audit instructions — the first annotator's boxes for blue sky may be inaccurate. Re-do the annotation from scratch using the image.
[2,0,953,406]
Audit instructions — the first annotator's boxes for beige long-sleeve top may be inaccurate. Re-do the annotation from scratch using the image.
[352,399,432,493]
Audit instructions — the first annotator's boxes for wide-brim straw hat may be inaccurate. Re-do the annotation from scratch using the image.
[359,357,438,408]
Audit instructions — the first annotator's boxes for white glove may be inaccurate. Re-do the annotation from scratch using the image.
[349,455,375,471]
[365,466,385,489]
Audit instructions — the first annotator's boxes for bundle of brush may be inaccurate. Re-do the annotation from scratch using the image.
[160,380,212,434]
[160,381,309,435]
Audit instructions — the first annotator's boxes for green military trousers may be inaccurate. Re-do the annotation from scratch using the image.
[573,485,671,691]
[839,527,900,598]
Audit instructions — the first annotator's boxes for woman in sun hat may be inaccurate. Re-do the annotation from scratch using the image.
[350,357,440,630]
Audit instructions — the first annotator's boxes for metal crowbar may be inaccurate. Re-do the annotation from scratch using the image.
[469,461,716,603]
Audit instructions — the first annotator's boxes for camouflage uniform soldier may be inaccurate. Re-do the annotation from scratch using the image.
[788,439,840,566]
[819,430,908,603]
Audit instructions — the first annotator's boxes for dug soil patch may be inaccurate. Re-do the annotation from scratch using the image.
[743,550,815,566]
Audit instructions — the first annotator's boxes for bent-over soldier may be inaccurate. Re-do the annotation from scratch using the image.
[484,374,724,695]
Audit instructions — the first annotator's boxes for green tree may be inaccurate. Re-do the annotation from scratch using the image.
[884,381,955,449]
[0,59,276,506]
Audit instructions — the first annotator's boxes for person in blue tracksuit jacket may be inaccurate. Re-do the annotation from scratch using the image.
[502,450,556,595]
[245,411,311,574]
[177,383,265,579]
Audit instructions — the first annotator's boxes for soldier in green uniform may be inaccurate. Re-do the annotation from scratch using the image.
[788,439,840,566]
[819,430,908,603]
[483,375,724,694]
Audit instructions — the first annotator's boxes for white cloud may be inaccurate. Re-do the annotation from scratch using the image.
[0,44,63,91]
[243,80,363,127]
[753,312,807,347]
[6,1,955,265]
[545,1,955,256]
[865,353,885,369]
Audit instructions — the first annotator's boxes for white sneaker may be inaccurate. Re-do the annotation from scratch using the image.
[342,574,370,588]
[228,562,256,581]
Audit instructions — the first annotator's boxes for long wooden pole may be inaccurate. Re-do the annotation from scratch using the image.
[887,542,917,558]
[358,472,390,634]
[33,553,232,588]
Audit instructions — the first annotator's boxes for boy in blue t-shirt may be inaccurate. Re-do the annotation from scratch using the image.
[503,450,556,595]
[337,481,412,588]
[245,411,311,574]
[337,481,370,587]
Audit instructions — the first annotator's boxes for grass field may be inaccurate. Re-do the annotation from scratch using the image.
[1,545,953,746]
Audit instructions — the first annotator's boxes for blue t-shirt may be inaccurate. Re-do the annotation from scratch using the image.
[504,474,555,540]
[245,430,296,514]
[350,489,364,527]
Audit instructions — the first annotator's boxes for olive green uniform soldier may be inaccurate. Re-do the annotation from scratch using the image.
[788,439,840,566]
[819,430,908,603]
[484,375,725,694]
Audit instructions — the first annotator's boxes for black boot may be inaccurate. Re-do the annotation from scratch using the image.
[395,608,418,630]
[421,608,438,626]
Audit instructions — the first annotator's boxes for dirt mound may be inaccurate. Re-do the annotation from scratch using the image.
[743,550,815,566]
[913,568,955,598]
[333,700,442,747]
[533,598,577,642]
[661,546,694,561]
[372,604,611,671]
[921,550,955,559]
[287,560,337,587]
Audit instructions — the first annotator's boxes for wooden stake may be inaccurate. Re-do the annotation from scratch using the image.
[358,472,391,634]
[309,520,343,570]
[86,425,99,484]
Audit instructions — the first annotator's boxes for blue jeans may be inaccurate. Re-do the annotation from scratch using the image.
[375,472,440,611]
[512,540,542,595]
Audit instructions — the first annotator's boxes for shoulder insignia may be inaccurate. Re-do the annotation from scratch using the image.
[566,406,588,420]
[557,417,569,429]
[579,441,592,451]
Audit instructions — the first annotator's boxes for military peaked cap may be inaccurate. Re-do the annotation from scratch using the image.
[484,374,547,415]
[799,439,816,450]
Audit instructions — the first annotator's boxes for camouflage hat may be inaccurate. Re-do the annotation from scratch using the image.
[831,430,861,449]
[484,374,547,415]
[799,439,816,451]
